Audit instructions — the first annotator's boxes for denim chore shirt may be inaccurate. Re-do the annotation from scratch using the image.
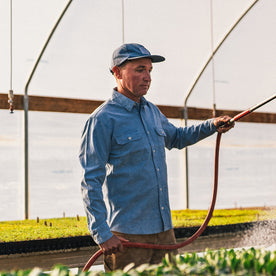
[79,89,217,245]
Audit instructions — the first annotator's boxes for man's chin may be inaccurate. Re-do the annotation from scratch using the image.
[138,88,149,96]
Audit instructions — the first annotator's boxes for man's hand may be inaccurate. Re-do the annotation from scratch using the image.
[213,115,235,133]
[99,235,129,255]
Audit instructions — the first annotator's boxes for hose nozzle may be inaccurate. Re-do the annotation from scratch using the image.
[217,119,234,129]
[219,94,276,128]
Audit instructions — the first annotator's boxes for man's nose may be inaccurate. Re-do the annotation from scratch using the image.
[144,71,151,82]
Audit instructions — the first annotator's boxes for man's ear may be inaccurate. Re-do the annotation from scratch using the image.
[113,66,122,79]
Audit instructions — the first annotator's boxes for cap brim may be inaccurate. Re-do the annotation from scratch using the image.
[128,55,165,63]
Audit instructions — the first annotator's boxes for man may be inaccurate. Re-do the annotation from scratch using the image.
[79,43,234,271]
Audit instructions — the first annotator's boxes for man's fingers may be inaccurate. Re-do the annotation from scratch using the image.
[102,247,114,255]
[213,115,235,133]
[217,122,235,133]
[99,235,127,255]
[118,242,124,252]
[118,236,129,243]
[102,246,121,255]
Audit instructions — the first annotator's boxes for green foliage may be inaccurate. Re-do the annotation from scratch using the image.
[0,208,275,242]
[171,208,276,228]
[0,248,275,275]
[0,217,89,242]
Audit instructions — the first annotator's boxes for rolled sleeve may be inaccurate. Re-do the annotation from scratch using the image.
[159,110,217,149]
[90,220,113,245]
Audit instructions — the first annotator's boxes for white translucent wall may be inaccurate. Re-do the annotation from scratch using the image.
[0,112,24,220]
[1,0,275,110]
[189,0,276,112]
[0,0,68,94]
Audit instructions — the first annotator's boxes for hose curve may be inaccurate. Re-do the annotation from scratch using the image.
[82,132,222,272]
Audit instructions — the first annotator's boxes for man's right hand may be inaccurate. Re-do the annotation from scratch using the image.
[99,235,129,255]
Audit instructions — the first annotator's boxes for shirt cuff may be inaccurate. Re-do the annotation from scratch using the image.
[206,118,217,133]
[91,221,113,244]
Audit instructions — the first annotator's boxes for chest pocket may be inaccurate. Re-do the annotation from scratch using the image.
[114,131,143,145]
[154,127,166,138]
[112,131,150,163]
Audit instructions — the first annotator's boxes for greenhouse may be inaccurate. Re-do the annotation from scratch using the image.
[0,0,275,274]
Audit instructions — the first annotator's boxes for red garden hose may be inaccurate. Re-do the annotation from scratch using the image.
[82,132,222,272]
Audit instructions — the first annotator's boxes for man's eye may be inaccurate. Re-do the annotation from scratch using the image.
[136,68,152,73]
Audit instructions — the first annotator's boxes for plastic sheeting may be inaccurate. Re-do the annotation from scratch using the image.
[1,0,275,110]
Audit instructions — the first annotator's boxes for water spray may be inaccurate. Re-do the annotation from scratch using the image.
[82,94,276,272]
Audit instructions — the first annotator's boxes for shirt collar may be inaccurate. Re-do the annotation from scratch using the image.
[111,89,148,111]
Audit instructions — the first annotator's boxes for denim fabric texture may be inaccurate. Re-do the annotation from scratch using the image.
[79,90,217,244]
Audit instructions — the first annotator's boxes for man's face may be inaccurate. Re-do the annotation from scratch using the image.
[116,58,153,102]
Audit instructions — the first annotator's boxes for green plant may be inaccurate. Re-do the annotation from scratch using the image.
[0,208,275,243]
[1,248,275,275]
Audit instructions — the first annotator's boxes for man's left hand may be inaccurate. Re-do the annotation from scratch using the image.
[213,115,235,133]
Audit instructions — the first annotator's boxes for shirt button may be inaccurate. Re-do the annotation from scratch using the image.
[161,207,164,210]
[160,188,162,191]
[153,149,156,153]
[157,168,160,172]
[147,131,150,134]
[128,137,132,140]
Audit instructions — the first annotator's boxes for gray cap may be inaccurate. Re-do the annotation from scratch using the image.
[110,43,165,72]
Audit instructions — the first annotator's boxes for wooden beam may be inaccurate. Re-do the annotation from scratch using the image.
[0,93,275,123]
[0,93,103,114]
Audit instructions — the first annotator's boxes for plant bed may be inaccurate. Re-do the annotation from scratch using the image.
[1,208,275,243]
[0,220,275,256]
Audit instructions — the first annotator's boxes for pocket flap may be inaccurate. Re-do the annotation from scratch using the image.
[154,127,166,137]
[115,132,142,145]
